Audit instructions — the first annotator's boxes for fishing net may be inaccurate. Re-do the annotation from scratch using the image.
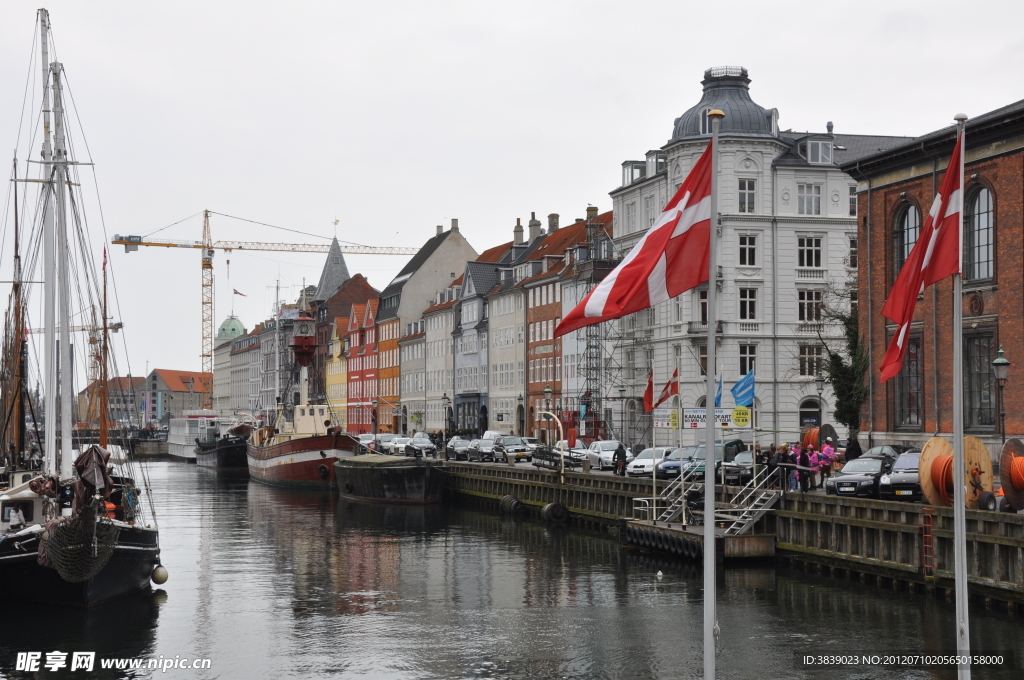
[38,500,120,583]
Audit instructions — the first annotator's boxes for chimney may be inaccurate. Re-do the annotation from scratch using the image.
[586,206,598,220]
[451,218,459,233]
[548,213,559,232]
[575,218,585,224]
[826,121,834,134]
[513,217,524,245]
[436,224,443,236]
[528,212,542,241]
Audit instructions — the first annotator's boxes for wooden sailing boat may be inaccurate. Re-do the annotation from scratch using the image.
[0,8,165,607]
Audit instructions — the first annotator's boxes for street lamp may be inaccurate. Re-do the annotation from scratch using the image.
[516,394,523,436]
[992,346,1011,443]
[371,398,379,439]
[618,386,626,445]
[815,370,825,426]
[441,393,451,456]
[543,384,553,447]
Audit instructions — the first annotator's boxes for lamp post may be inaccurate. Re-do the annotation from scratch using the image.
[543,384,553,447]
[618,385,626,445]
[992,346,1011,444]
[815,370,825,427]
[441,393,451,459]
[371,398,378,440]
[516,394,523,436]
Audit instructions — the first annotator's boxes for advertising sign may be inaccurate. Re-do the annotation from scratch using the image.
[652,409,679,429]
[731,406,751,428]
[682,408,737,428]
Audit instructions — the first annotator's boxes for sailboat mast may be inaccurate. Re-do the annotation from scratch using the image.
[99,254,109,448]
[51,62,74,478]
[12,156,24,458]
[39,9,58,476]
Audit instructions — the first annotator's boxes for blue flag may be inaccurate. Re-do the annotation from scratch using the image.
[714,374,722,407]
[731,369,755,407]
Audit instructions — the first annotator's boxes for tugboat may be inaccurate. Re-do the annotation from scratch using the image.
[334,454,449,504]
[246,310,357,486]
[195,416,254,470]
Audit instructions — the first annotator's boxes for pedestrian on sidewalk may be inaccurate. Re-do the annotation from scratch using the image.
[798,446,811,493]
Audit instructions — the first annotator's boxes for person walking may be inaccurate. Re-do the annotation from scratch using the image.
[821,437,835,484]
[786,445,799,492]
[766,443,779,487]
[845,435,862,463]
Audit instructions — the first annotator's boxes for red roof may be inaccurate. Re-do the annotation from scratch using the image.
[77,376,145,396]
[476,241,512,263]
[152,369,212,393]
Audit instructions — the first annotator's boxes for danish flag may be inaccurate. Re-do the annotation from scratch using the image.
[555,141,713,337]
[643,370,655,413]
[879,130,964,382]
[654,368,679,409]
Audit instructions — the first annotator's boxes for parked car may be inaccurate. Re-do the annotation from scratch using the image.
[357,433,376,452]
[388,437,411,455]
[554,441,588,460]
[862,445,914,460]
[446,437,472,461]
[586,440,633,470]
[468,438,496,462]
[826,455,895,498]
[722,450,755,486]
[492,436,533,463]
[405,436,437,457]
[679,439,745,475]
[655,446,698,479]
[626,447,674,477]
[522,437,541,451]
[878,451,922,502]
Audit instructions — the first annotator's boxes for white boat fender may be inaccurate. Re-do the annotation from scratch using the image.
[657,571,664,580]
[151,564,169,585]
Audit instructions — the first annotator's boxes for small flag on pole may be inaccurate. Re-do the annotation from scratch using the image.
[653,368,679,409]
[714,374,722,408]
[233,289,247,297]
[643,370,654,413]
[731,369,755,407]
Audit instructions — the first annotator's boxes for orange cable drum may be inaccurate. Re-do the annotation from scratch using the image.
[931,454,955,506]
[1011,456,1024,492]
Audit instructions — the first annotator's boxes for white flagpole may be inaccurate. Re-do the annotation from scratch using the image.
[951,113,970,680]
[704,109,724,680]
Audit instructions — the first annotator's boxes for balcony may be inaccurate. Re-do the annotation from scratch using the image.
[796,322,824,334]
[687,320,723,335]
[796,268,826,280]
[738,322,760,333]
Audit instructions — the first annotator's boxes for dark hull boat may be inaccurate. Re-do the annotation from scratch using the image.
[196,436,249,470]
[334,454,449,504]
[0,524,160,608]
[247,433,355,488]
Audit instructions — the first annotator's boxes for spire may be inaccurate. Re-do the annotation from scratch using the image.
[312,237,351,302]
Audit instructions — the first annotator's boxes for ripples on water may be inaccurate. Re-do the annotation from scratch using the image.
[1,462,1022,679]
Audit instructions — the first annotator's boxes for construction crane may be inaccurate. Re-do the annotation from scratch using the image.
[112,209,418,408]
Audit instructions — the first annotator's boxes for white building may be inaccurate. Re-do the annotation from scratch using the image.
[422,286,458,434]
[605,66,906,447]
[212,316,246,415]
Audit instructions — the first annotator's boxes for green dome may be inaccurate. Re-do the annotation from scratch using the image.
[217,316,246,339]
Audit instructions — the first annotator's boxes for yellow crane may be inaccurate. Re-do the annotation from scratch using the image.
[112,209,418,408]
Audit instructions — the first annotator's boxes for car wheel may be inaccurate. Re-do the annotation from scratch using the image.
[526,456,532,463]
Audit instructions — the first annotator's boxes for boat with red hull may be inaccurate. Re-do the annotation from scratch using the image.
[247,433,357,487]
[246,310,358,487]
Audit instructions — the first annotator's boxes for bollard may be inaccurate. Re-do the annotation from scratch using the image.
[582,458,591,473]
[507,454,516,467]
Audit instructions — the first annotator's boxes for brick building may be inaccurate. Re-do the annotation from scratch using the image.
[312,273,378,402]
[345,301,378,434]
[141,368,212,424]
[843,100,1024,458]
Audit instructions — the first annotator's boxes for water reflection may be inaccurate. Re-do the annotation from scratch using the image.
[4,463,1021,680]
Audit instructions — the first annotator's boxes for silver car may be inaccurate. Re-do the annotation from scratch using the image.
[626,447,674,477]
[587,440,633,470]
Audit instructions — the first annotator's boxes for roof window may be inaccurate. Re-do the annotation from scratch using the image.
[798,140,833,164]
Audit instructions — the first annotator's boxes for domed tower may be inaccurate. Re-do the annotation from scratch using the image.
[670,66,777,142]
[216,316,246,340]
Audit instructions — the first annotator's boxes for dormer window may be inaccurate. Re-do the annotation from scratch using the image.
[799,140,832,164]
[621,161,646,186]
[700,108,712,135]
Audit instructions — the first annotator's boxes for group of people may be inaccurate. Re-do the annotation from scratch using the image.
[756,435,863,492]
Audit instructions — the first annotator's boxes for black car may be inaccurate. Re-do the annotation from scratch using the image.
[878,451,922,502]
[468,438,496,462]
[405,437,437,458]
[826,455,894,498]
[722,451,755,486]
[445,437,472,461]
[861,445,914,460]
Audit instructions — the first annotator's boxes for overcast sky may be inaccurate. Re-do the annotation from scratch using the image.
[2,0,1023,382]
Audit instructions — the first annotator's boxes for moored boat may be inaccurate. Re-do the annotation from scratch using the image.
[334,454,449,504]
[168,410,217,463]
[247,310,357,486]
[195,419,253,470]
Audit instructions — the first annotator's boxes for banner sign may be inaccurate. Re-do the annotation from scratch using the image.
[652,409,679,429]
[682,408,736,428]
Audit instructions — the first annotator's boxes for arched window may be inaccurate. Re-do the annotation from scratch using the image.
[894,204,920,276]
[700,108,712,135]
[964,187,993,280]
[799,399,821,431]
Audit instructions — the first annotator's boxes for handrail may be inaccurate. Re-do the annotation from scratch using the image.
[729,466,781,507]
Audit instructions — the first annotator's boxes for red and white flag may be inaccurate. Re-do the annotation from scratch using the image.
[643,370,655,413]
[555,141,713,337]
[879,130,964,382]
[233,289,247,297]
[654,367,679,409]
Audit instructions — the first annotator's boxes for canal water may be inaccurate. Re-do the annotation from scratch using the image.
[3,462,1022,679]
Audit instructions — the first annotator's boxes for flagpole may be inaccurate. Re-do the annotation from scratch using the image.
[951,113,970,680]
[704,108,724,680]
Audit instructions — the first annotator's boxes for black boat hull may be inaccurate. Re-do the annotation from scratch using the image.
[0,525,160,608]
[196,438,249,470]
[334,460,449,504]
